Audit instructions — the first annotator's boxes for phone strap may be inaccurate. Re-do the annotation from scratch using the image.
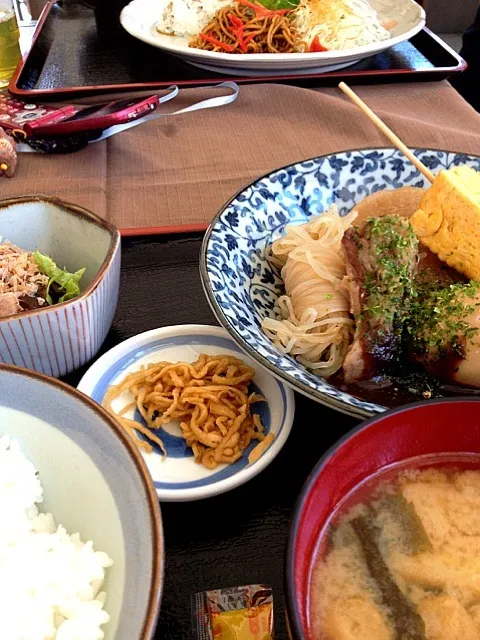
[14,82,239,154]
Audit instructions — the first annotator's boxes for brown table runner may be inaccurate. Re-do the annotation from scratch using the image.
[2,81,480,233]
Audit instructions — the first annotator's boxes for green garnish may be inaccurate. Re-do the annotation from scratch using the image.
[349,214,480,370]
[357,216,418,333]
[258,0,299,10]
[406,281,480,357]
[33,252,86,305]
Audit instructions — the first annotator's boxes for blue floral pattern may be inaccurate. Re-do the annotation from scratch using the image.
[200,149,480,418]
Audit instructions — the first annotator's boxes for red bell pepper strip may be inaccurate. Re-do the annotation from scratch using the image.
[229,13,244,28]
[228,12,250,52]
[310,36,328,52]
[199,33,234,52]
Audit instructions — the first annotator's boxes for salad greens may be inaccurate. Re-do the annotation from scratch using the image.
[33,252,86,305]
[258,0,300,10]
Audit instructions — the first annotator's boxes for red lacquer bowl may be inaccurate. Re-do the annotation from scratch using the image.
[285,398,480,640]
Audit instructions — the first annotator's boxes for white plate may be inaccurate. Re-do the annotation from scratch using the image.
[120,0,425,73]
[78,324,295,502]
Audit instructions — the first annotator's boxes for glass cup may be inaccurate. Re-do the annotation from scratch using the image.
[0,0,21,89]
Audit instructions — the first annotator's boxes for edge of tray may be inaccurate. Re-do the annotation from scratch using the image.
[8,1,467,99]
[120,223,209,237]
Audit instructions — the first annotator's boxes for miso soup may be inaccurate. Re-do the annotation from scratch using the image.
[309,457,480,640]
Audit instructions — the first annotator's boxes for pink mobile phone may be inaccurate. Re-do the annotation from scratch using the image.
[0,95,77,133]
[24,95,159,137]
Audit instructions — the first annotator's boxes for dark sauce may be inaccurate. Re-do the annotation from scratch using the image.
[331,263,480,407]
[330,364,480,409]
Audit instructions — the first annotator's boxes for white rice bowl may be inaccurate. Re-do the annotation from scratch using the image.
[0,435,113,640]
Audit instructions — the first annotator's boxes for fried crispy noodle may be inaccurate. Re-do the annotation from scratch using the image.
[0,241,48,296]
[103,354,273,469]
[262,206,356,377]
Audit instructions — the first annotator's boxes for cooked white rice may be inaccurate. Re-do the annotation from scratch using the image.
[155,0,230,37]
[0,435,113,640]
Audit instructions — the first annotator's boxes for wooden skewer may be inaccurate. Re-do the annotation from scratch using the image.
[338,82,435,184]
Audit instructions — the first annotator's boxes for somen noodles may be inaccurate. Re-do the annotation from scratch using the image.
[262,206,356,377]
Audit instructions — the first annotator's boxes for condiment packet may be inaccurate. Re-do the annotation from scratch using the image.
[192,584,274,640]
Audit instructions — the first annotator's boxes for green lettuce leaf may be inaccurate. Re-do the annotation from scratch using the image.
[258,0,299,9]
[33,252,86,305]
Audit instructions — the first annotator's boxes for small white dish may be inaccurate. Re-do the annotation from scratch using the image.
[78,324,295,502]
[120,0,425,74]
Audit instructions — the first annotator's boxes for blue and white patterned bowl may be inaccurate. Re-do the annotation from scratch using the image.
[78,324,295,502]
[200,148,480,419]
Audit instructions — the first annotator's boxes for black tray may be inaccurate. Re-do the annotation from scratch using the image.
[62,232,359,639]
[10,0,466,100]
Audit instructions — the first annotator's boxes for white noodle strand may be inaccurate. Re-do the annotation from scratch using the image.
[262,206,356,377]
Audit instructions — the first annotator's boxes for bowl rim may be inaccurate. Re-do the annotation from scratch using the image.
[284,396,480,640]
[77,322,296,502]
[199,146,480,420]
[0,194,121,323]
[0,362,164,640]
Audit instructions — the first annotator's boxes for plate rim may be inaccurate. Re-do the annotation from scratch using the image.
[119,0,426,68]
[199,146,480,420]
[77,323,295,502]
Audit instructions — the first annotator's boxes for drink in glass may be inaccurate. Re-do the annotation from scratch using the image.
[0,0,21,88]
